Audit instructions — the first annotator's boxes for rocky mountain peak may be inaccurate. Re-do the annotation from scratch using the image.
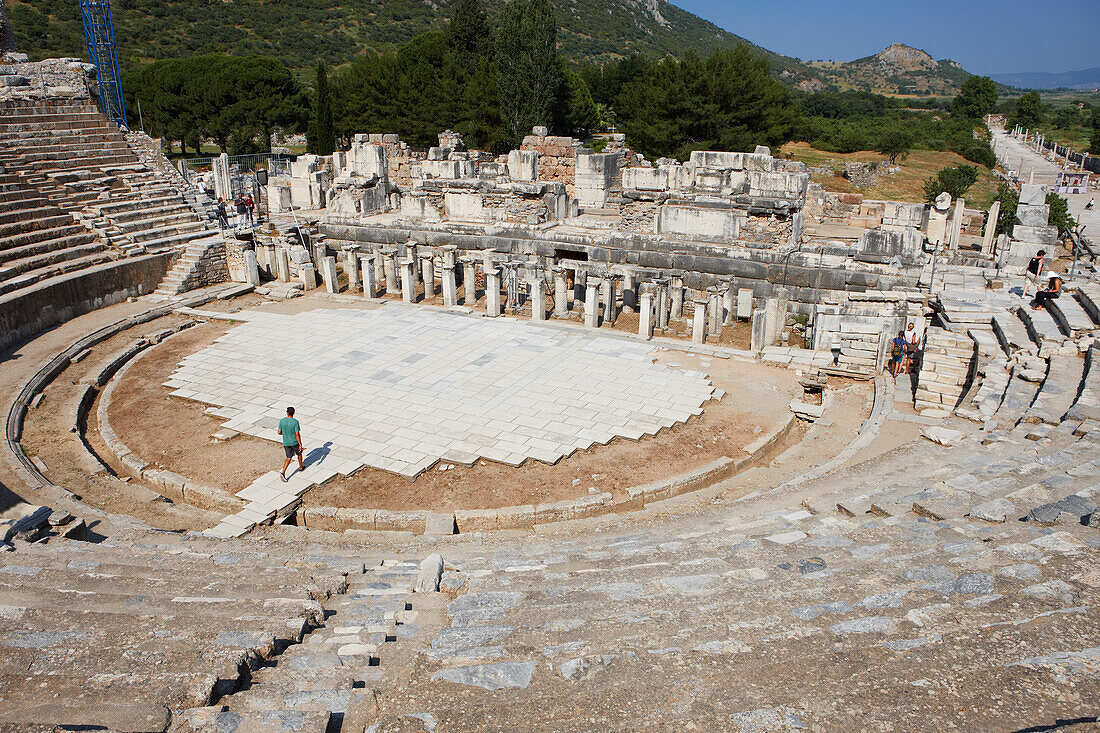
[875,43,937,71]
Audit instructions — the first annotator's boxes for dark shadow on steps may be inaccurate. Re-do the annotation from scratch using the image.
[1011,716,1100,732]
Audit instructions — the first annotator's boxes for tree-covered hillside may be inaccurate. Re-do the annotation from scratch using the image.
[7,0,804,76]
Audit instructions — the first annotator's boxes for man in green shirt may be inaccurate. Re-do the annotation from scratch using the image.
[277,406,304,481]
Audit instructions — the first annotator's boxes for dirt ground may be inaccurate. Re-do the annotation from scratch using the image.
[105,307,806,512]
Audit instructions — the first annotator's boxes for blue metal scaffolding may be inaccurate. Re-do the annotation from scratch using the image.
[79,0,126,127]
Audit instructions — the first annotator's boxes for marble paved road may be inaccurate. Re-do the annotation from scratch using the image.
[169,304,719,479]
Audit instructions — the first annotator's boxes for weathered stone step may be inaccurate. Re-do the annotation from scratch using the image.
[0,241,106,277]
[172,706,331,733]
[1017,304,1066,345]
[1075,282,1100,324]
[1048,291,1097,336]
[992,311,1034,353]
[0,231,98,264]
[1020,352,1086,425]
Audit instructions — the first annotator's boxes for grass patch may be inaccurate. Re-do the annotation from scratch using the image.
[781,142,998,208]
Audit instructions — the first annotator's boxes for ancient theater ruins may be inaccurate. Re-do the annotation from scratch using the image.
[0,31,1099,733]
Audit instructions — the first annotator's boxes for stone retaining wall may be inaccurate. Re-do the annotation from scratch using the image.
[0,253,172,353]
[95,326,244,515]
[297,412,798,534]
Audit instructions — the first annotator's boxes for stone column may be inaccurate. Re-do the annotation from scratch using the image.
[213,152,231,201]
[372,244,385,286]
[584,277,600,328]
[344,247,360,290]
[552,266,568,317]
[638,287,655,340]
[691,298,707,344]
[321,256,339,293]
[750,307,767,352]
[529,275,547,321]
[313,244,327,271]
[707,288,722,338]
[981,200,1000,255]
[670,276,684,319]
[360,255,378,298]
[950,198,964,250]
[441,261,458,309]
[485,264,502,316]
[655,278,669,330]
[382,246,399,293]
[299,262,317,291]
[737,288,753,320]
[602,275,618,326]
[276,247,291,282]
[261,243,276,278]
[400,258,416,303]
[574,268,587,304]
[722,281,735,325]
[463,261,477,305]
[621,271,637,313]
[243,249,260,286]
[763,296,780,346]
[420,253,435,298]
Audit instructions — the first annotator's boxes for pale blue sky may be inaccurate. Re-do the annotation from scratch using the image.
[676,0,1100,74]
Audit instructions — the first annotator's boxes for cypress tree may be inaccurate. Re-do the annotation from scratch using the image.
[495,0,562,146]
[309,61,335,155]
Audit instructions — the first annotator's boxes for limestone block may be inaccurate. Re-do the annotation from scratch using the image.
[656,206,739,241]
[1015,204,1050,227]
[444,192,486,221]
[689,150,744,170]
[575,152,619,207]
[507,150,538,182]
[622,167,669,192]
[1019,183,1046,205]
[399,194,441,221]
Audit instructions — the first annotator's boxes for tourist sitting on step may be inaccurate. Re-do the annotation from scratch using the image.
[1030,273,1063,311]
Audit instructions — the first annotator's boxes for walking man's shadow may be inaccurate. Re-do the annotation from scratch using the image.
[298,441,333,474]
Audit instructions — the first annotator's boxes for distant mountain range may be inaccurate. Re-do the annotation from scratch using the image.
[990,67,1100,90]
[8,0,976,95]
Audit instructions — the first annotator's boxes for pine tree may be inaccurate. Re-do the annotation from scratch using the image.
[446,0,490,59]
[309,61,335,156]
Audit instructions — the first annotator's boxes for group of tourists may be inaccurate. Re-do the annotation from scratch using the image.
[889,322,923,377]
[1024,249,1064,311]
[214,194,256,230]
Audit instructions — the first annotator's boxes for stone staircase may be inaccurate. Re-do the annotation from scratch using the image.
[174,556,440,732]
[155,237,228,296]
[0,99,217,278]
[0,171,113,295]
[0,530,358,732]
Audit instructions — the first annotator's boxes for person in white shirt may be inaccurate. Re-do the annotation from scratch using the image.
[903,322,922,373]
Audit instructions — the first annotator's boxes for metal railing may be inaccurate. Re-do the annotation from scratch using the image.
[176,153,293,197]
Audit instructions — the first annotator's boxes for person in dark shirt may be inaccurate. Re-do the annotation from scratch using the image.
[1031,274,1063,310]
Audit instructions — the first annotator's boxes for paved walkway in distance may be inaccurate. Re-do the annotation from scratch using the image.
[993,129,1100,241]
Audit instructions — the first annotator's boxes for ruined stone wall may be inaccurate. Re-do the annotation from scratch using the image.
[181,241,228,291]
[620,200,660,234]
[520,132,583,192]
[0,55,94,102]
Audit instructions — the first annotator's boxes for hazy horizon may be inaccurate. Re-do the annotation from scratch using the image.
[676,0,1100,76]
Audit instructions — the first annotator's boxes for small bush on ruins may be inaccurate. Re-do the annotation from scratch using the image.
[922,164,978,203]
[992,183,1019,237]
